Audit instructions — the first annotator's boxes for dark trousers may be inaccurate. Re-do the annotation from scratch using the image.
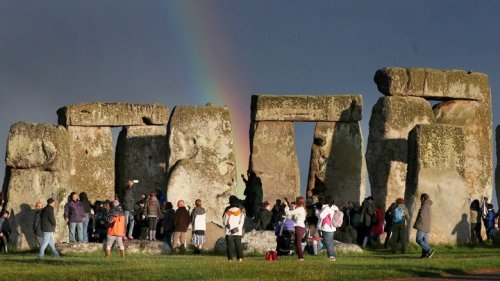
[225,235,243,260]
[0,234,8,253]
[384,230,392,248]
[391,224,406,253]
[470,223,483,244]
[294,226,306,259]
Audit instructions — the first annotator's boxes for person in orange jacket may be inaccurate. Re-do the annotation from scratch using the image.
[105,200,126,257]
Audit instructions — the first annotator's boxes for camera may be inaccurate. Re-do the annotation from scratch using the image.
[133,180,139,183]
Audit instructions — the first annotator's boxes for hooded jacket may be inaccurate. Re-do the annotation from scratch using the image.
[413,199,433,233]
[191,206,206,232]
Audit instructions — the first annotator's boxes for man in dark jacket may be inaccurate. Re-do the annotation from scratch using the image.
[413,193,434,259]
[38,198,60,258]
[359,196,375,248]
[64,192,85,242]
[33,201,44,246]
[0,210,11,253]
[172,200,190,253]
[121,180,136,240]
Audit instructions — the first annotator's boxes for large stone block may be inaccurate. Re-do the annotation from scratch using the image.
[57,102,169,126]
[67,126,115,202]
[6,122,70,171]
[249,121,300,202]
[116,126,167,200]
[405,124,468,244]
[496,126,500,206]
[307,121,366,204]
[167,105,236,224]
[374,67,490,101]
[252,95,362,122]
[366,96,435,209]
[434,100,493,201]
[5,169,70,250]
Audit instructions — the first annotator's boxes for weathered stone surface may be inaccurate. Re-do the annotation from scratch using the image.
[167,105,236,224]
[366,96,435,209]
[405,124,468,244]
[334,240,363,253]
[307,122,366,204]
[56,240,172,255]
[57,242,101,254]
[434,100,493,201]
[249,121,300,202]
[116,126,167,199]
[374,67,490,101]
[5,169,70,250]
[252,95,362,122]
[6,122,70,171]
[496,126,500,206]
[67,126,115,202]
[57,102,169,127]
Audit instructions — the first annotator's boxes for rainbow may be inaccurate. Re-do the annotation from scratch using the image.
[164,2,250,194]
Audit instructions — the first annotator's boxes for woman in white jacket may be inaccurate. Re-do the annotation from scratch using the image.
[285,196,307,261]
[315,196,339,261]
[223,196,245,261]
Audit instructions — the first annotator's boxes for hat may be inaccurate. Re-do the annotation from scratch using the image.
[47,198,55,204]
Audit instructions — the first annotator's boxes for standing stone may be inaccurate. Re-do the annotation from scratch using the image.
[249,121,300,202]
[366,96,435,209]
[405,124,468,244]
[67,126,114,202]
[57,102,169,127]
[496,126,500,207]
[307,121,366,204]
[167,105,236,224]
[4,122,71,249]
[434,100,493,201]
[115,126,168,199]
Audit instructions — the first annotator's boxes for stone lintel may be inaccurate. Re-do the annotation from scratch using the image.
[57,102,169,127]
[251,95,362,122]
[374,67,490,101]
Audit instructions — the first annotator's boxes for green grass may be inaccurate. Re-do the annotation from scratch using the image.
[0,245,499,281]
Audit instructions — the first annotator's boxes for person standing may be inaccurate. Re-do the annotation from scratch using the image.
[470,199,483,245]
[144,192,161,241]
[191,199,206,254]
[0,210,11,253]
[33,201,44,247]
[64,192,85,242]
[79,192,92,243]
[315,196,339,261]
[413,193,434,259]
[223,196,245,261]
[121,179,136,241]
[359,196,375,248]
[38,198,60,258]
[172,200,190,253]
[105,200,126,258]
[383,203,396,249]
[285,196,307,261]
[391,198,409,254]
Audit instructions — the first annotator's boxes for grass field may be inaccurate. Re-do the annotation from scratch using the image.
[0,245,499,281]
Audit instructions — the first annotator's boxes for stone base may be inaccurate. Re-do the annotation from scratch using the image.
[56,240,171,255]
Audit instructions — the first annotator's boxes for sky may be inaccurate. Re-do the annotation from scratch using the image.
[1,1,499,206]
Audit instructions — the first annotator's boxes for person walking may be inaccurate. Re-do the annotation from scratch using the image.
[285,196,307,261]
[172,200,190,253]
[33,201,44,247]
[121,179,136,241]
[105,200,126,258]
[0,210,11,253]
[144,192,161,241]
[223,196,246,261]
[191,199,206,254]
[38,198,60,258]
[315,196,339,261]
[413,193,434,258]
[391,198,409,254]
[64,192,85,242]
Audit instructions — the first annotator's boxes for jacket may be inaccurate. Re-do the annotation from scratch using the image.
[144,197,161,217]
[285,206,306,228]
[174,207,191,232]
[64,200,85,222]
[315,204,339,232]
[361,199,375,227]
[40,205,57,232]
[122,185,135,211]
[79,193,92,213]
[413,199,433,233]
[161,208,175,233]
[107,207,126,237]
[223,206,245,236]
[0,217,11,234]
[191,206,206,232]
[33,210,43,237]
[392,204,410,225]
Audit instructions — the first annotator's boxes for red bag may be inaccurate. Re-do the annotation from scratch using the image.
[265,251,277,261]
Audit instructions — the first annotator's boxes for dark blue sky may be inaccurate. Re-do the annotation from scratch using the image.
[1,1,499,204]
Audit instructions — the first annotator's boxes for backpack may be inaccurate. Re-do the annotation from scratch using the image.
[321,214,333,228]
[393,206,404,224]
[332,210,344,228]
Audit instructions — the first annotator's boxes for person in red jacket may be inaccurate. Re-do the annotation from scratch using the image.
[371,203,385,248]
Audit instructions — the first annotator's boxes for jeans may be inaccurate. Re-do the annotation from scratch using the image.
[321,231,336,258]
[69,222,83,242]
[225,235,243,260]
[124,210,135,237]
[415,230,432,256]
[82,213,90,242]
[38,232,59,257]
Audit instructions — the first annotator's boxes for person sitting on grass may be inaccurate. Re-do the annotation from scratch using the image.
[105,200,126,258]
